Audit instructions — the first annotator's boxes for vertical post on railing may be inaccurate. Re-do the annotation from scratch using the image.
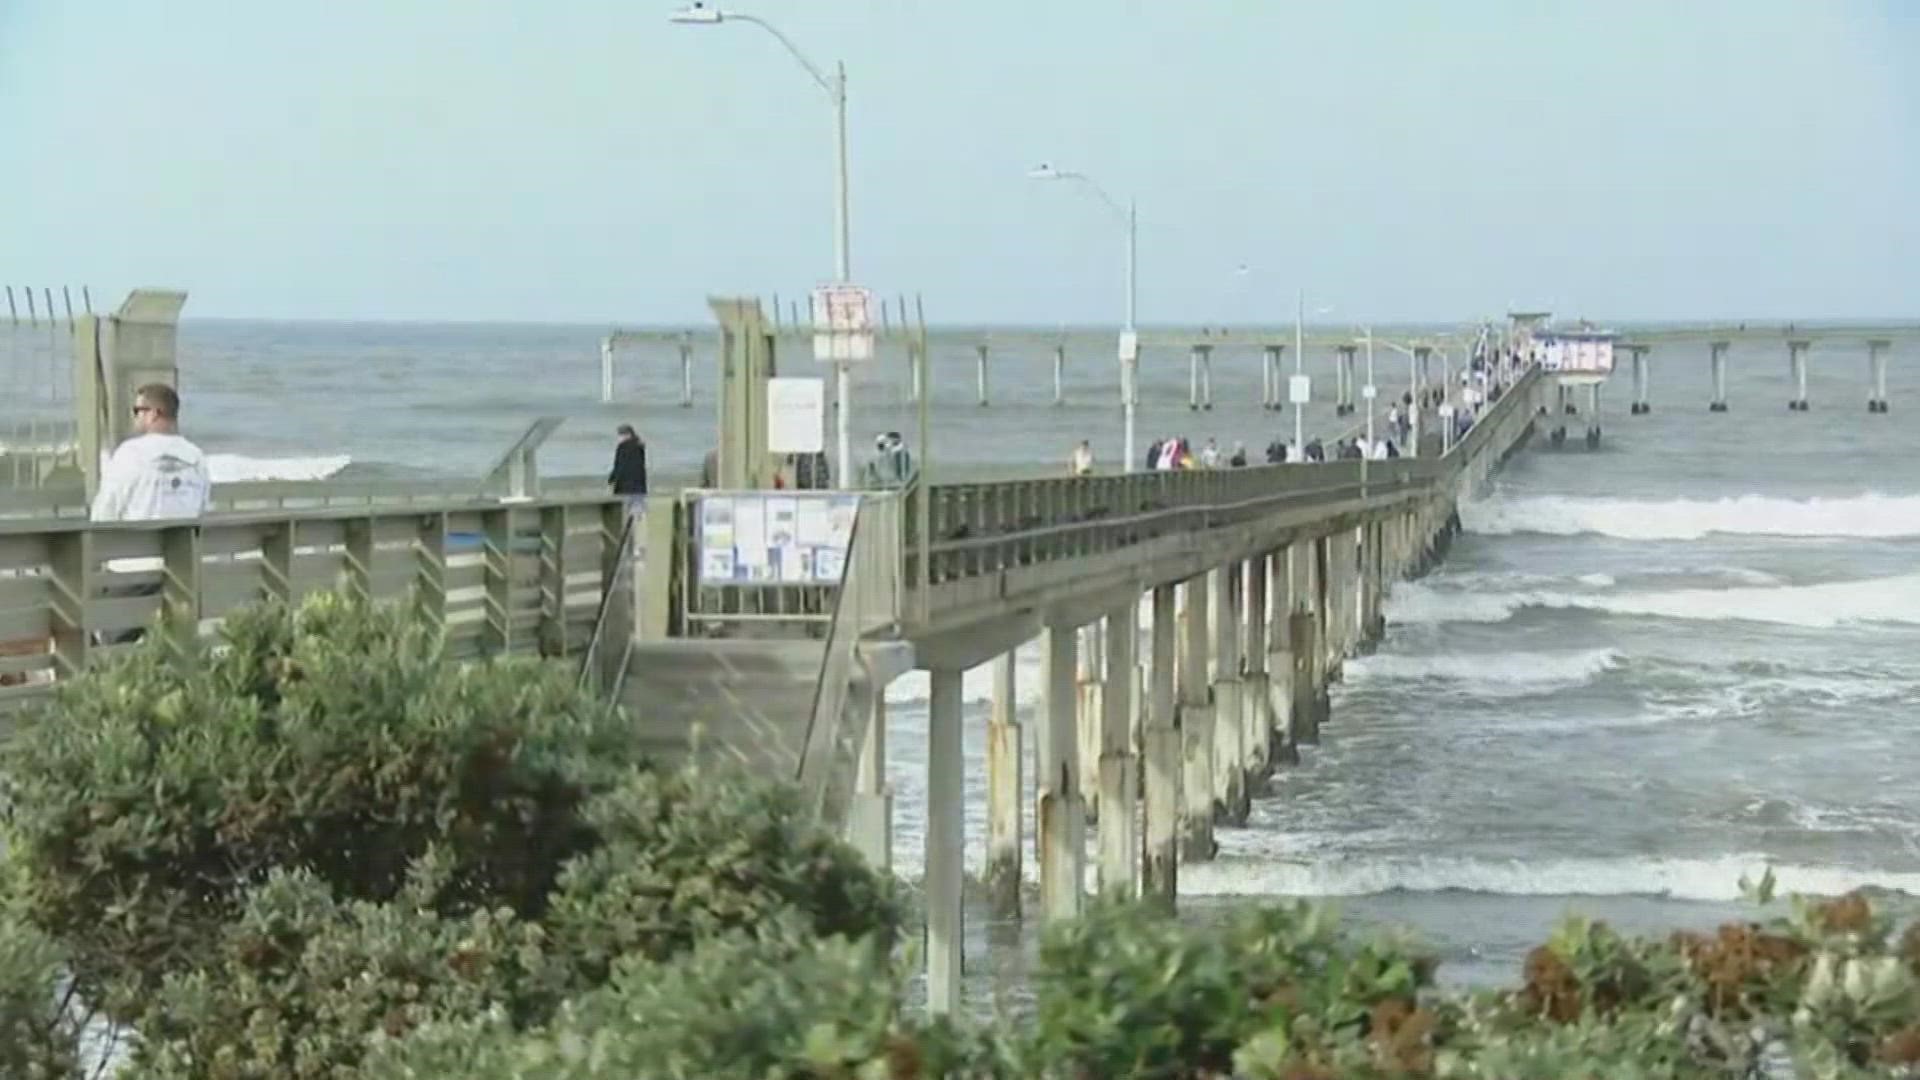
[413,513,449,640]
[47,531,93,678]
[343,518,374,603]
[538,506,569,657]
[481,508,514,655]
[159,525,202,661]
[600,501,633,689]
[255,520,293,610]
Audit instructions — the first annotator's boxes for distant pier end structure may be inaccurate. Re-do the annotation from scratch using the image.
[1528,323,1617,451]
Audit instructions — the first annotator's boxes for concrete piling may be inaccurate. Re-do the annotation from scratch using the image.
[1177,575,1216,861]
[1268,548,1299,766]
[1709,341,1730,412]
[1076,622,1104,821]
[976,345,990,407]
[985,651,1022,917]
[1242,553,1273,795]
[1200,346,1214,410]
[1211,565,1247,825]
[1188,347,1202,411]
[850,695,892,872]
[1788,339,1810,411]
[1038,625,1086,922]
[1868,339,1891,413]
[925,667,965,1015]
[679,341,694,407]
[1143,584,1180,902]
[1098,599,1139,896]
[1052,344,1066,407]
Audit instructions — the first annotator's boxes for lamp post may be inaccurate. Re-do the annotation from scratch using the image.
[671,2,855,487]
[1378,339,1424,457]
[1030,164,1137,469]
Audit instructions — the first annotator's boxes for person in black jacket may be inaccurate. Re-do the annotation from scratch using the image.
[608,424,648,512]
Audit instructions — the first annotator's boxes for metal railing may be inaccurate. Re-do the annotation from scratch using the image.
[577,510,639,699]
[793,491,902,821]
[1,286,88,490]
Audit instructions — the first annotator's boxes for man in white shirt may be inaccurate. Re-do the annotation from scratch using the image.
[91,383,212,523]
[91,383,212,644]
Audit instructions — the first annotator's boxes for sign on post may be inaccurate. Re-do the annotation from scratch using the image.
[767,377,825,454]
[697,491,861,586]
[811,285,876,364]
[1288,374,1311,404]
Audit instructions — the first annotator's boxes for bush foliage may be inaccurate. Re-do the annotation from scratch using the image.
[7,591,1920,1078]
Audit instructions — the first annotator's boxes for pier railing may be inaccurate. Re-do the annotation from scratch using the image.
[0,493,628,708]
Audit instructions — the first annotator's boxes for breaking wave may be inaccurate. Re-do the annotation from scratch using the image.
[1343,648,1623,696]
[1385,573,1920,629]
[1462,493,1920,540]
[206,453,353,483]
[1179,854,1920,902]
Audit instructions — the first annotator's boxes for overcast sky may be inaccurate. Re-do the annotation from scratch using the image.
[2,1,1914,324]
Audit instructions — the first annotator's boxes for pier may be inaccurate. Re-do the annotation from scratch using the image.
[0,289,1904,1016]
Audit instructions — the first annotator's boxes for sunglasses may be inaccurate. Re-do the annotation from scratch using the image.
[131,405,156,417]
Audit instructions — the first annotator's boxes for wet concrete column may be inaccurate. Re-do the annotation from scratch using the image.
[1188,347,1202,411]
[976,344,991,407]
[1585,384,1603,448]
[1869,339,1890,413]
[1211,564,1247,824]
[1178,574,1216,861]
[1243,552,1273,793]
[1052,344,1066,407]
[1143,584,1180,902]
[926,666,965,1014]
[1200,346,1214,410]
[1261,346,1279,410]
[1037,625,1086,923]
[1709,341,1729,412]
[1788,339,1810,411]
[1269,547,1299,765]
[1098,596,1139,896]
[985,650,1022,917]
[679,341,694,407]
[1288,608,1319,751]
[1077,621,1104,820]
[850,695,892,872]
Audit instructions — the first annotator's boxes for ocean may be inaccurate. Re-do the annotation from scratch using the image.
[10,317,1920,999]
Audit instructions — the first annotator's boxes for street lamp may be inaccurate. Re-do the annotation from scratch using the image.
[1029,164,1138,469]
[671,3,855,488]
[1377,338,1425,457]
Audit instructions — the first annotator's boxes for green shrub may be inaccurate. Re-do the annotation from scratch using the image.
[0,590,636,1004]
[365,917,1008,1080]
[127,858,562,1080]
[541,766,904,987]
[0,905,83,1080]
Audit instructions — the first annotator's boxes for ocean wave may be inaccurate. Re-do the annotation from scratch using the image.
[1462,493,1920,540]
[1385,573,1920,629]
[207,454,353,483]
[1343,648,1623,696]
[1178,854,1920,902]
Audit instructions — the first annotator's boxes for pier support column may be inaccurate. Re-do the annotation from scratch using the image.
[1289,609,1319,751]
[1788,339,1810,411]
[1585,384,1603,449]
[1629,347,1650,414]
[976,344,990,407]
[1262,346,1280,410]
[926,666,965,1015]
[1268,547,1298,765]
[850,695,892,872]
[1243,552,1272,794]
[1143,584,1180,903]
[1188,347,1202,411]
[599,337,615,403]
[1335,345,1358,416]
[1052,344,1066,407]
[985,651,1022,917]
[1211,564,1247,825]
[679,341,694,407]
[1177,574,1216,861]
[908,340,924,404]
[1038,625,1085,922]
[1076,622,1104,820]
[1098,597,1139,896]
[1200,345,1214,410]
[1312,536,1334,732]
[1868,339,1890,413]
[1708,341,1729,412]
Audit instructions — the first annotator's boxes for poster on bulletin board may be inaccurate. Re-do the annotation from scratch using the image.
[697,491,860,586]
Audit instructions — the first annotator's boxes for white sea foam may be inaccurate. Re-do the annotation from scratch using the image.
[1463,493,1920,540]
[1343,648,1623,696]
[1385,573,1920,629]
[1178,854,1920,902]
[206,453,352,483]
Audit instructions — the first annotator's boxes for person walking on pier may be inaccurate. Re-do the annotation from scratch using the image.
[608,424,648,514]
[1070,439,1095,476]
[90,383,212,645]
[1199,438,1222,469]
[861,431,918,491]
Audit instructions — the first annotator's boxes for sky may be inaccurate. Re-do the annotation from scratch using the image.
[2,0,1916,325]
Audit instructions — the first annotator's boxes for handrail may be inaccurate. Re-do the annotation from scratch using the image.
[577,511,639,698]
[794,507,861,814]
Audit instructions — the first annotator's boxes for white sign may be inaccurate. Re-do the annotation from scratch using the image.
[1117,330,1140,361]
[767,377,825,454]
[1288,374,1311,404]
[1438,403,1456,419]
[1361,383,1378,400]
[811,284,875,364]
[698,491,861,586]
